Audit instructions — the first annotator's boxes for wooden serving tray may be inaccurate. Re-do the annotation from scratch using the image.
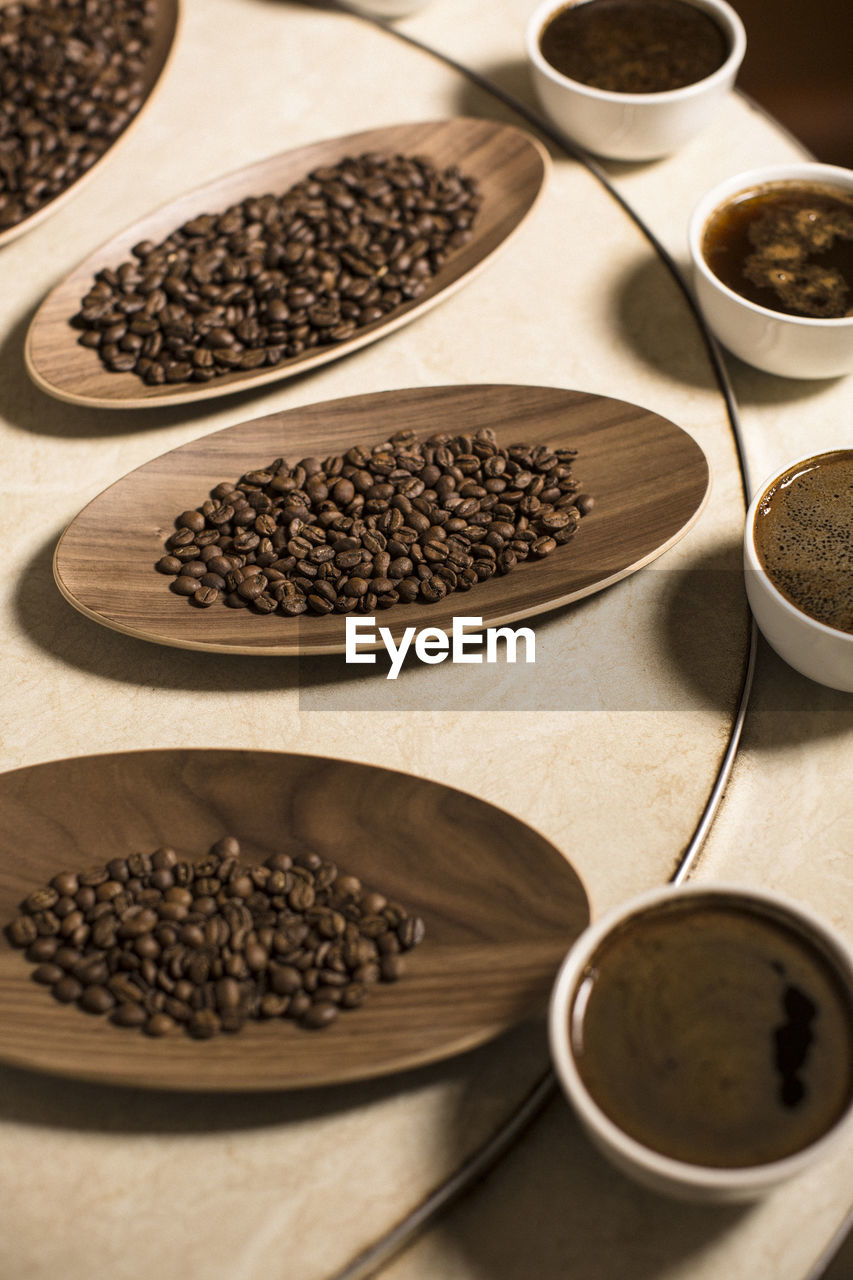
[53,383,711,655]
[0,0,181,249]
[25,118,548,406]
[0,749,589,1090]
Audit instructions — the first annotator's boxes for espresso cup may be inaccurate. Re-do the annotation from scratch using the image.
[549,883,853,1200]
[526,0,746,161]
[689,163,853,378]
[744,449,853,691]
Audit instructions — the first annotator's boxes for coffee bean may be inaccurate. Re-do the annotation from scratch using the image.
[51,871,80,897]
[398,916,426,949]
[144,1012,175,1037]
[52,975,84,1004]
[270,965,303,996]
[26,936,59,963]
[79,985,115,1014]
[188,1009,221,1039]
[214,978,243,1014]
[301,1001,339,1030]
[32,963,63,986]
[6,915,37,947]
[111,1003,147,1028]
[191,585,219,608]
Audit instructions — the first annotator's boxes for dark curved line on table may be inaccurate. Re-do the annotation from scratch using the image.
[318,6,759,1276]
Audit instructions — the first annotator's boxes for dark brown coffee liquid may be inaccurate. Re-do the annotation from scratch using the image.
[702,182,853,318]
[572,898,853,1167]
[539,0,729,94]
[753,451,853,634]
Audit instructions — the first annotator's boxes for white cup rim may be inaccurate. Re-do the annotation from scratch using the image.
[689,162,853,330]
[744,449,853,645]
[526,0,746,106]
[549,881,853,1194]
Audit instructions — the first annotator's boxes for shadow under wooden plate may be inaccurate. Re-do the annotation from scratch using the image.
[0,749,589,1090]
[53,384,711,656]
[25,118,548,407]
[0,0,180,251]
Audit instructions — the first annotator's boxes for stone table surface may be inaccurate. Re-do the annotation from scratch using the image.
[0,2,850,1278]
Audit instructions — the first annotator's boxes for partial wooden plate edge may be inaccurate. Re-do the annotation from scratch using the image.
[0,0,182,252]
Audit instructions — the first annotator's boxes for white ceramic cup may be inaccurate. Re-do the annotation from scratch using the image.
[526,0,746,161]
[549,882,853,1201]
[689,163,853,378]
[743,450,853,691]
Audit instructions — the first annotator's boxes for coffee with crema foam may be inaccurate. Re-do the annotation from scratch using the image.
[753,451,853,635]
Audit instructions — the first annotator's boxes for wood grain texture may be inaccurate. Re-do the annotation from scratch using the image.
[24,118,548,407]
[0,749,589,1090]
[0,0,180,250]
[53,383,711,655]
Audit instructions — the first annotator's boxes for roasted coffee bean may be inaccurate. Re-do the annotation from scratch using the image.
[144,1012,175,1037]
[300,1000,339,1030]
[214,977,243,1014]
[32,963,63,986]
[52,975,84,1004]
[111,1003,147,1028]
[7,837,425,1038]
[26,936,59,963]
[288,991,312,1020]
[398,916,426,949]
[51,871,80,897]
[79,985,115,1014]
[6,915,37,947]
[192,585,219,608]
[188,1009,221,1039]
[171,575,201,597]
[25,886,59,912]
[270,964,303,996]
[0,1,156,234]
[158,428,590,618]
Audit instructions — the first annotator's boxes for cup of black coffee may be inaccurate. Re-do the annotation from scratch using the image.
[526,0,746,160]
[744,449,853,691]
[549,884,853,1199]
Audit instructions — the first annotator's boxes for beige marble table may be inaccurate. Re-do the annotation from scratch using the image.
[0,2,850,1277]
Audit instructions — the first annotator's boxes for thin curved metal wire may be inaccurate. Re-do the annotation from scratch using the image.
[314,6,759,1276]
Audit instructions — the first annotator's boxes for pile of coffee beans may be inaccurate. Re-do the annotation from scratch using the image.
[0,0,156,232]
[156,427,593,615]
[5,838,425,1037]
[71,151,482,384]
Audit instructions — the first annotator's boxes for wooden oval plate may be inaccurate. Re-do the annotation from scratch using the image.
[53,383,711,656]
[25,118,548,407]
[0,0,180,251]
[0,749,589,1090]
